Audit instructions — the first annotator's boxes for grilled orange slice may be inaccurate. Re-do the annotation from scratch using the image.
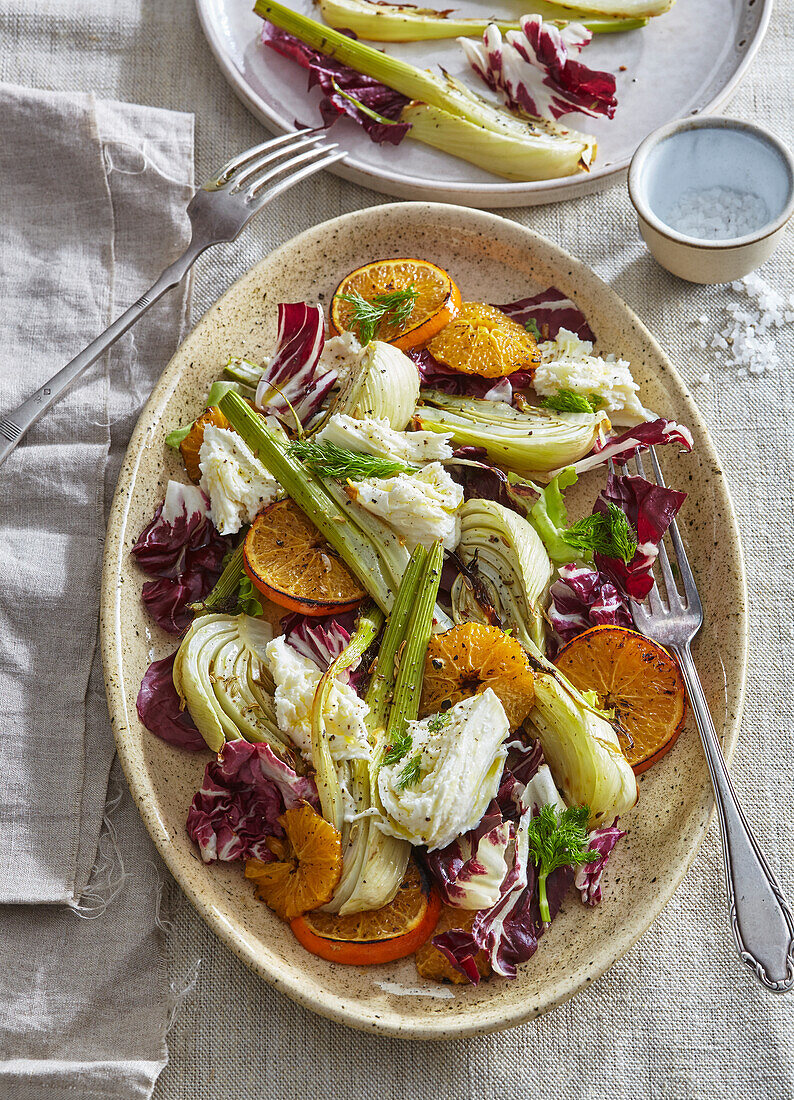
[420,622,535,731]
[290,862,441,964]
[330,258,460,350]
[243,499,366,616]
[415,904,491,984]
[245,804,342,922]
[427,301,540,379]
[555,625,686,774]
[180,406,231,483]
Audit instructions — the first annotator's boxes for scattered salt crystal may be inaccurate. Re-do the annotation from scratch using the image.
[698,339,707,349]
[699,373,710,384]
[665,186,769,241]
[699,314,710,324]
[694,272,792,378]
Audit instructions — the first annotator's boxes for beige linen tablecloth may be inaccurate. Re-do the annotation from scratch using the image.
[1,2,792,1098]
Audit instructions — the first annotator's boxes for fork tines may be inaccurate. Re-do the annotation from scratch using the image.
[615,447,703,629]
[207,129,345,205]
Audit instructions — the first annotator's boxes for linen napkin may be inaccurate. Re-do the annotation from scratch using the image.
[0,82,193,1099]
[0,84,193,904]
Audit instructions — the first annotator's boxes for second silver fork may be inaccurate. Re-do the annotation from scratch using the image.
[0,129,346,469]
[619,447,794,993]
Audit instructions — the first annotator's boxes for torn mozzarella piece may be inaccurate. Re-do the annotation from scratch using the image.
[377,690,510,851]
[349,462,463,551]
[315,413,453,464]
[264,636,371,765]
[199,424,281,535]
[534,328,651,426]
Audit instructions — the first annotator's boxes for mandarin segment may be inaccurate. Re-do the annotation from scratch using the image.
[427,301,540,379]
[330,258,460,349]
[243,498,365,616]
[555,625,687,774]
[415,904,491,984]
[245,804,342,922]
[180,405,231,483]
[420,622,535,730]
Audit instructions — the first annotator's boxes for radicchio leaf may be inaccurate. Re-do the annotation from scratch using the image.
[574,820,625,906]
[594,473,687,600]
[423,802,512,910]
[564,418,694,477]
[255,302,336,427]
[446,445,535,516]
[496,737,545,818]
[462,16,617,122]
[495,287,595,343]
[136,652,206,752]
[549,562,633,646]
[410,347,534,401]
[261,24,410,145]
[282,612,354,679]
[186,739,319,864]
[132,481,229,635]
[430,742,570,983]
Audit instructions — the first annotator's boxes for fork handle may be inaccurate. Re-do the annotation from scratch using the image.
[0,241,204,469]
[675,642,794,992]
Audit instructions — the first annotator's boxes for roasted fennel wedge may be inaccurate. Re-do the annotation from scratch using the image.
[417,390,609,477]
[449,499,637,824]
[172,613,287,755]
[318,0,648,40]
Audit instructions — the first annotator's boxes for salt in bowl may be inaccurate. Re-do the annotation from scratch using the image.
[628,117,794,284]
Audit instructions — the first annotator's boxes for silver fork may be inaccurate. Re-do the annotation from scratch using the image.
[0,129,345,469]
[622,447,794,992]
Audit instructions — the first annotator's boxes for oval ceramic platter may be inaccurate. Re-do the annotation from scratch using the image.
[102,203,748,1037]
[196,0,771,207]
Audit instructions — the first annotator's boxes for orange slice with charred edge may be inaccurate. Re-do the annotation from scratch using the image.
[555,625,686,774]
[330,258,460,350]
[290,862,441,965]
[427,301,540,379]
[243,499,366,617]
[419,622,535,731]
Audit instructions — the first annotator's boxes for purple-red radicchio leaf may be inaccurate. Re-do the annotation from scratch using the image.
[575,821,625,906]
[495,287,595,342]
[136,651,206,752]
[423,802,512,910]
[281,611,358,682]
[570,418,694,477]
[549,562,633,646]
[430,742,576,984]
[462,16,617,122]
[186,739,319,863]
[132,481,229,634]
[255,302,336,427]
[411,347,534,402]
[446,445,537,516]
[594,472,687,600]
[261,23,410,145]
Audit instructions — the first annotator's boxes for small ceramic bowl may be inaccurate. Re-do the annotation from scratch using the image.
[628,117,794,284]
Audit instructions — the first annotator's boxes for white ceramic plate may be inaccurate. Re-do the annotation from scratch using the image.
[196,0,772,207]
[102,203,748,1036]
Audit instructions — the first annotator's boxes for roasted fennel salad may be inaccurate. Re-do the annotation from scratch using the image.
[133,258,692,984]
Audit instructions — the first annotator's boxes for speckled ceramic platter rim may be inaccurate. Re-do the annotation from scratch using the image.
[101,203,748,1038]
